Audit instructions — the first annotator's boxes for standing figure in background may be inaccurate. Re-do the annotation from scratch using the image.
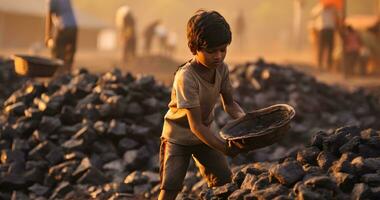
[340,25,363,77]
[143,20,161,55]
[115,5,137,67]
[234,10,246,52]
[45,0,78,73]
[293,0,305,49]
[311,3,340,71]
[155,23,168,55]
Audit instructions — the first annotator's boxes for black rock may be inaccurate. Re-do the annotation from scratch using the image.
[24,167,45,184]
[330,153,355,174]
[45,147,64,165]
[240,173,257,190]
[38,116,61,135]
[212,183,239,199]
[0,173,27,190]
[72,157,92,178]
[251,184,288,200]
[252,174,271,191]
[11,191,29,200]
[28,183,50,196]
[107,120,127,137]
[226,188,250,200]
[124,171,149,186]
[4,102,26,116]
[76,167,108,185]
[231,170,246,188]
[304,175,338,192]
[28,141,55,161]
[269,161,305,186]
[49,181,73,199]
[360,173,380,187]
[317,151,336,170]
[296,146,320,165]
[339,136,360,154]
[331,172,356,192]
[60,106,82,125]
[118,138,140,153]
[351,183,372,200]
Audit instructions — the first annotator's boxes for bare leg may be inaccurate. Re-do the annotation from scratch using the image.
[158,190,179,200]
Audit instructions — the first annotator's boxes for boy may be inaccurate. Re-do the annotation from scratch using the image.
[158,10,246,200]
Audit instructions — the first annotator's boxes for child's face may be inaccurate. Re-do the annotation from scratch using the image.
[196,44,227,69]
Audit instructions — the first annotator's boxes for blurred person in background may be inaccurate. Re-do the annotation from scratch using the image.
[360,19,380,74]
[311,3,340,71]
[143,20,161,55]
[45,0,77,73]
[340,25,363,77]
[115,5,137,67]
[166,31,178,58]
[155,23,168,56]
[234,10,246,51]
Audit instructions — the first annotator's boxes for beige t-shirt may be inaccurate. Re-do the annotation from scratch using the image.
[161,59,232,145]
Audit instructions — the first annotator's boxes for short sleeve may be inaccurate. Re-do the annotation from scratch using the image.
[220,64,233,94]
[174,69,200,108]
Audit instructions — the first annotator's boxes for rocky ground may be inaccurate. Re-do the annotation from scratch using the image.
[0,58,380,199]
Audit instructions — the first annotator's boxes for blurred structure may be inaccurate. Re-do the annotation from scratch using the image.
[0,0,109,50]
[45,0,77,72]
[143,20,161,55]
[115,5,137,67]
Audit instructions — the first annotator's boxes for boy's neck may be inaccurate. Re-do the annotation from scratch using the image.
[194,58,215,72]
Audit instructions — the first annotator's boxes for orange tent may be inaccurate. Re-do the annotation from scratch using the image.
[320,0,343,10]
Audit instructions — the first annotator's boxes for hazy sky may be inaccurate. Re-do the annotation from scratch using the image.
[74,0,378,56]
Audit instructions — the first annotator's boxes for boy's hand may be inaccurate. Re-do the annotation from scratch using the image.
[225,139,245,157]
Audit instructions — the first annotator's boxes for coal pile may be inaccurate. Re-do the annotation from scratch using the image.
[0,57,29,107]
[218,59,380,135]
[212,59,380,163]
[1,58,380,199]
[191,126,380,200]
[0,68,170,199]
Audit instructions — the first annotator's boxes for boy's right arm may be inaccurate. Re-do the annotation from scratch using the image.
[185,106,242,156]
[185,106,225,152]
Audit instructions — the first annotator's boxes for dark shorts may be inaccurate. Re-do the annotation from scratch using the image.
[159,138,232,191]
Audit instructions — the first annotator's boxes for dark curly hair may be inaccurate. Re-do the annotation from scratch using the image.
[187,9,232,55]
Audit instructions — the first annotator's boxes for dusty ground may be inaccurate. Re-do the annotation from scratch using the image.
[2,47,380,90]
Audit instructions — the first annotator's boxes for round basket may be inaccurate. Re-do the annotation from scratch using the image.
[220,104,295,151]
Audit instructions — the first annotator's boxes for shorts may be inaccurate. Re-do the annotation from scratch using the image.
[159,138,232,191]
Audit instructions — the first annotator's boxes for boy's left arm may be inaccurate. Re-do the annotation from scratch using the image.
[220,85,245,119]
